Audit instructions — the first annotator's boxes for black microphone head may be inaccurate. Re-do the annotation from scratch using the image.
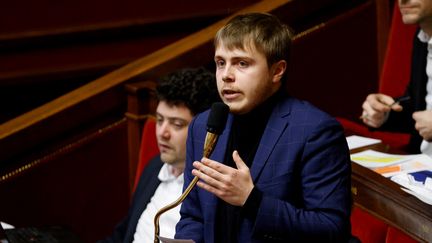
[207,102,229,134]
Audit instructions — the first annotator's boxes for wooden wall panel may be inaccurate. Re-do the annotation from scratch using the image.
[0,0,258,35]
[0,0,259,123]
[287,1,378,120]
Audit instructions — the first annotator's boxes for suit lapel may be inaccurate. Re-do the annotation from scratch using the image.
[250,100,290,181]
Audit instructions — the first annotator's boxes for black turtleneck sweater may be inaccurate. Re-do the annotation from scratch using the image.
[214,92,281,243]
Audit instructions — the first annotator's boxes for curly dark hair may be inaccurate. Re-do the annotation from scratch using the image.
[156,67,220,115]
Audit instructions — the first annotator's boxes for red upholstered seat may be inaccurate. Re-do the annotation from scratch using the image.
[133,118,159,192]
[337,117,411,150]
[351,207,387,243]
[385,226,418,243]
[338,3,416,150]
[351,207,419,243]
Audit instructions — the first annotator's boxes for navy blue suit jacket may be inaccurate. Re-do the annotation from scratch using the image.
[100,156,163,243]
[175,96,351,242]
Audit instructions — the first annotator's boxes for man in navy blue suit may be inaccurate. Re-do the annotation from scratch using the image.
[175,13,352,242]
[100,67,219,243]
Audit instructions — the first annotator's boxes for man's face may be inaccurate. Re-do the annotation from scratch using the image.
[399,0,432,25]
[214,43,284,114]
[155,101,193,170]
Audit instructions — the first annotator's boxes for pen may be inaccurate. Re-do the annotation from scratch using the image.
[359,95,411,120]
[390,95,411,107]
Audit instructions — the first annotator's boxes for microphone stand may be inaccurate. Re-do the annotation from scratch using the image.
[153,132,219,243]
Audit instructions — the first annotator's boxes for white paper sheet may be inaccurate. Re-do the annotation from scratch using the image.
[346,135,381,150]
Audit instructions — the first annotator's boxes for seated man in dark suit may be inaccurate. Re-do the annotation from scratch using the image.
[99,67,219,243]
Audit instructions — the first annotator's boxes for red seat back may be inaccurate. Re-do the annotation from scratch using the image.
[379,3,417,96]
[351,207,387,243]
[133,118,159,192]
[351,206,419,243]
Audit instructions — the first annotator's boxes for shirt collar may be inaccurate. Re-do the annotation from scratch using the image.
[157,163,184,183]
[418,29,432,44]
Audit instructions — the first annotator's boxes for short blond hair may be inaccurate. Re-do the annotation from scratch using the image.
[214,12,293,68]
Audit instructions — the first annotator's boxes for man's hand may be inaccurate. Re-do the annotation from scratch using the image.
[361,93,403,128]
[192,150,254,206]
[413,110,432,141]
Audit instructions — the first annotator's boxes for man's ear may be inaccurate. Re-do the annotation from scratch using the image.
[272,60,287,83]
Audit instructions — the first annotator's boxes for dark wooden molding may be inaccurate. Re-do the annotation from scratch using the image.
[0,1,261,124]
[0,1,260,51]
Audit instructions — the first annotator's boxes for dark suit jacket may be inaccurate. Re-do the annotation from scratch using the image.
[100,156,163,243]
[175,96,352,243]
[385,29,428,153]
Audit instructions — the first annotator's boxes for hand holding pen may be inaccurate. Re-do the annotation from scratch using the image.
[360,94,410,128]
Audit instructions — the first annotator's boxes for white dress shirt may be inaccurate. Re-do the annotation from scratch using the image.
[132,163,184,243]
[418,30,432,156]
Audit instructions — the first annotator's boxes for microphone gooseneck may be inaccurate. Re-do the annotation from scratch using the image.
[154,102,229,243]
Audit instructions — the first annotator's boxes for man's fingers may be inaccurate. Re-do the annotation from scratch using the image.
[232,150,247,169]
[192,166,222,188]
[391,103,403,112]
[200,157,229,173]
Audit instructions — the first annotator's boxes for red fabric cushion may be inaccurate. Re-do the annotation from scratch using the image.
[337,117,410,150]
[351,207,388,243]
[133,118,159,191]
[379,2,417,97]
[351,207,419,243]
[386,226,419,243]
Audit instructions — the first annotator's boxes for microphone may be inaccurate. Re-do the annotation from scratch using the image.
[154,102,229,243]
[203,102,229,158]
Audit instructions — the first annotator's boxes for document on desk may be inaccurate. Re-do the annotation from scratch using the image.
[352,149,432,204]
[392,171,432,205]
[351,149,416,168]
[351,149,432,176]
[346,135,381,150]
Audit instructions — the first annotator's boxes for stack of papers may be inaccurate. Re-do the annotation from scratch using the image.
[392,172,432,205]
[351,149,432,205]
[350,149,422,176]
[346,135,381,150]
